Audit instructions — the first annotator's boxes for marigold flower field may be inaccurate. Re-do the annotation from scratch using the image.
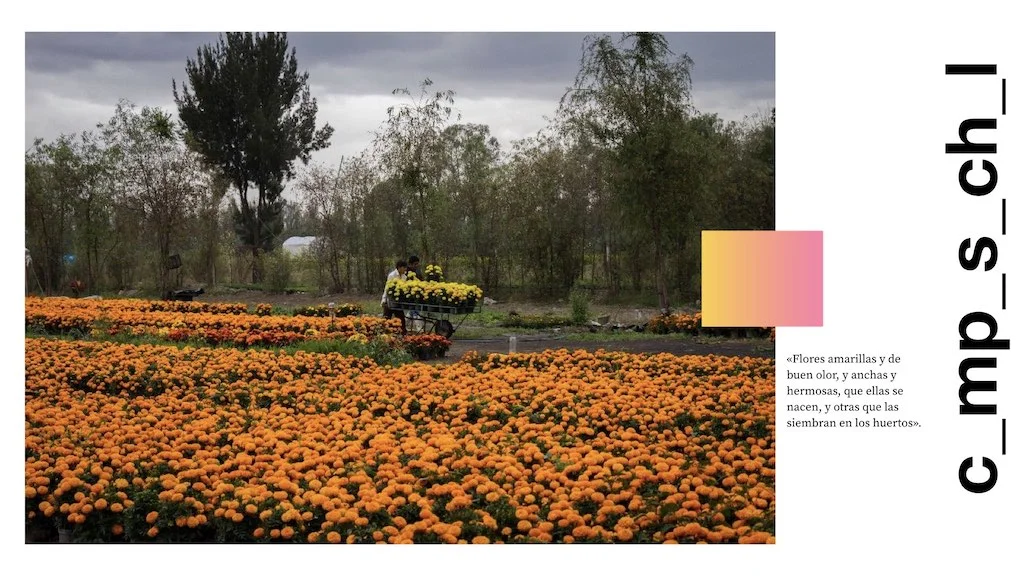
[25,298,775,544]
[26,296,401,347]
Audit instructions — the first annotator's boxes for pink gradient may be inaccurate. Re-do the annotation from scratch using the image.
[701,231,823,327]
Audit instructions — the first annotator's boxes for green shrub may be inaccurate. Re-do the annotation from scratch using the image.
[263,251,293,294]
[500,313,573,329]
[569,286,590,325]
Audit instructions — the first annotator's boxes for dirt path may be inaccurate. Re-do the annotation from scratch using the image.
[195,290,773,360]
[445,336,773,360]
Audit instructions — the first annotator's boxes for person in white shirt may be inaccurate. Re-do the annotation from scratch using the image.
[405,255,423,331]
[406,255,421,279]
[381,260,408,334]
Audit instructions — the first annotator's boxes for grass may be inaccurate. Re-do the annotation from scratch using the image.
[551,331,771,343]
[25,329,218,352]
[218,283,263,292]
[450,326,773,343]
[220,283,320,294]
[470,310,510,326]
[451,327,546,339]
[24,328,416,367]
[566,331,693,343]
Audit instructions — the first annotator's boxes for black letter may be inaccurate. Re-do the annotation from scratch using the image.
[958,160,998,196]
[959,238,999,271]
[959,311,1010,350]
[945,64,997,75]
[958,357,998,415]
[959,456,998,493]
[946,119,997,154]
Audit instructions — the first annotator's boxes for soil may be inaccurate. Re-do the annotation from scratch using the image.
[196,289,772,360]
[444,336,773,361]
[198,289,688,323]
[200,288,347,310]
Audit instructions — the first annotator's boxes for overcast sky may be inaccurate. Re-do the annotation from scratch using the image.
[25,32,774,168]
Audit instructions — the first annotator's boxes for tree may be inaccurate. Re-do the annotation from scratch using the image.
[281,198,317,238]
[668,112,737,296]
[498,131,591,296]
[194,170,231,286]
[25,138,78,294]
[102,100,206,296]
[372,78,458,262]
[437,124,502,291]
[68,133,113,293]
[559,32,696,311]
[732,109,775,231]
[298,161,347,293]
[173,32,333,283]
[25,132,114,295]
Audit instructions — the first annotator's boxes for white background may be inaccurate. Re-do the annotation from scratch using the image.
[5,1,1022,573]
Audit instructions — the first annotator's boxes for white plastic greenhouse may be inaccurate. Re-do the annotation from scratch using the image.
[281,236,318,256]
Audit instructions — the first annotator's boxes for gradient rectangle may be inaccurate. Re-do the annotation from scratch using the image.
[701,231,823,327]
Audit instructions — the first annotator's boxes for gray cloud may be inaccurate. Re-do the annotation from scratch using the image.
[26,32,772,95]
[25,32,774,157]
[26,33,219,73]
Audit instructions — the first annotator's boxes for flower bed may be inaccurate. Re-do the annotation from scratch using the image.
[293,304,363,318]
[30,296,250,317]
[25,297,401,347]
[142,299,249,315]
[646,312,772,339]
[402,334,451,359]
[25,339,775,544]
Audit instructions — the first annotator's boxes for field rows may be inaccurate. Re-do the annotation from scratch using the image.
[25,338,775,543]
[25,297,401,347]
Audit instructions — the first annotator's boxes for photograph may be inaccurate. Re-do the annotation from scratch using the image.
[23,31,777,544]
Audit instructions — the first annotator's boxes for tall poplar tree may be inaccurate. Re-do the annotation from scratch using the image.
[174,32,333,282]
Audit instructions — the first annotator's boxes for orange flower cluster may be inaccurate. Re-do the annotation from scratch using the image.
[647,312,772,339]
[403,334,451,359]
[36,296,249,317]
[25,339,775,544]
[25,297,401,346]
[143,300,248,315]
[648,313,703,334]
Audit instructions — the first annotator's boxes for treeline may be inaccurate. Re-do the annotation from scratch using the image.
[25,32,773,308]
[25,104,228,298]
